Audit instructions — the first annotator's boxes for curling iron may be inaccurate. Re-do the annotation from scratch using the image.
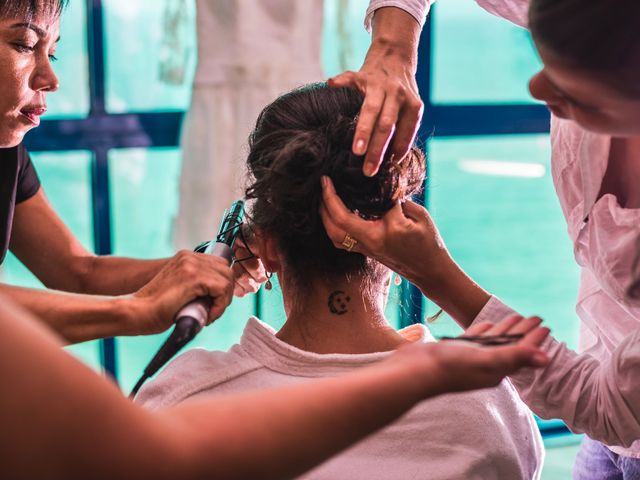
[129,200,245,398]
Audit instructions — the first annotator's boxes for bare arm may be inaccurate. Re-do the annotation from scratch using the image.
[6,190,259,343]
[10,189,168,295]
[0,295,547,480]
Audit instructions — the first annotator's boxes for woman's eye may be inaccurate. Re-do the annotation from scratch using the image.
[48,54,58,62]
[13,43,35,53]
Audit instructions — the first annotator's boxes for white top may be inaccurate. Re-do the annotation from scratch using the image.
[370,0,640,456]
[138,317,543,479]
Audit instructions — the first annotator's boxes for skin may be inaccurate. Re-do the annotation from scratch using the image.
[330,7,423,177]
[529,44,640,137]
[0,14,264,343]
[1,293,548,480]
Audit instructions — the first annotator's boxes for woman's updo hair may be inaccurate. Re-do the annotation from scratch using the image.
[245,83,425,291]
[529,0,640,97]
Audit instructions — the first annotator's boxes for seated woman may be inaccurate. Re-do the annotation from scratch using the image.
[137,83,543,479]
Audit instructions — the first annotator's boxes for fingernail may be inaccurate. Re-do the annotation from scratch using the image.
[355,139,365,154]
[363,164,375,177]
[321,176,328,188]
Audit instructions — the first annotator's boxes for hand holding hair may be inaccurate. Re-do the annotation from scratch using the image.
[320,175,492,327]
[329,7,424,177]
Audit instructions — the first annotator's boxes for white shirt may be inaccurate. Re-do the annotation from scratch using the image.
[138,318,544,479]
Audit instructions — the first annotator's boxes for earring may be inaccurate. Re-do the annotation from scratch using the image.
[394,273,402,286]
[265,271,273,291]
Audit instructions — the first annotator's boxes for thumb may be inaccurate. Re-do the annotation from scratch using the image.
[400,200,428,221]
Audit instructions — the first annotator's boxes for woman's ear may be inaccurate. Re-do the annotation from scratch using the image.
[253,229,282,273]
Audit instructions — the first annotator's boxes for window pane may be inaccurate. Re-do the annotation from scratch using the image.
[46,0,90,118]
[425,135,580,349]
[432,0,542,104]
[109,147,254,391]
[0,151,99,368]
[322,0,371,77]
[103,0,197,112]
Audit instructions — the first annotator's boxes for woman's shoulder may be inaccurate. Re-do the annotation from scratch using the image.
[135,334,263,409]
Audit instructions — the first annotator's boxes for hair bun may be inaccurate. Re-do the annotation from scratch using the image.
[245,83,425,285]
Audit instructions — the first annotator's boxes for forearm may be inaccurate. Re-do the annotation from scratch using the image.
[366,7,422,71]
[412,254,491,328]
[0,283,135,344]
[82,256,169,295]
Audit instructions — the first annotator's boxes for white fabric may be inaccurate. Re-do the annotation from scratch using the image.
[138,317,544,479]
[174,0,324,249]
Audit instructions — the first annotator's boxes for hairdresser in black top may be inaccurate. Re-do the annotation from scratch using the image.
[0,0,267,345]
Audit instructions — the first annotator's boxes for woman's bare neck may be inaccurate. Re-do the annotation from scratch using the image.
[275,281,407,355]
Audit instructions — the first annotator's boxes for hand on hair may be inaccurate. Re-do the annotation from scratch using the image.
[328,8,423,177]
[320,176,450,289]
[391,316,550,397]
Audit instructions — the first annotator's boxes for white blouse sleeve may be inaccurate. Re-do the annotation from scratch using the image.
[474,0,530,28]
[473,296,640,448]
[364,0,433,32]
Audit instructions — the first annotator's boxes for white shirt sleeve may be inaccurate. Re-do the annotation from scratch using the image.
[364,0,433,32]
[473,296,640,448]
[474,0,530,28]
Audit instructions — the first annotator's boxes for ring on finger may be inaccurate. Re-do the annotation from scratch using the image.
[341,233,358,252]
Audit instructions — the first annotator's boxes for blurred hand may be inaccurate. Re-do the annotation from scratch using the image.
[392,316,550,398]
[129,250,234,335]
[232,236,267,297]
[329,8,423,177]
[320,176,449,287]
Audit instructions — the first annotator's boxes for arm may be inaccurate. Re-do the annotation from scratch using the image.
[10,189,170,295]
[0,294,547,480]
[320,179,640,447]
[471,298,640,448]
[331,4,428,176]
[6,190,261,343]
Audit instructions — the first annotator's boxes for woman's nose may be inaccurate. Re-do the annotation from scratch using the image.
[528,71,559,104]
[31,57,59,93]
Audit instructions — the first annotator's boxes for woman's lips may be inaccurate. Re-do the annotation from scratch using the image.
[19,107,46,126]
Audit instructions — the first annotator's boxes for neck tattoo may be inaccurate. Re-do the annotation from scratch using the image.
[328,290,351,315]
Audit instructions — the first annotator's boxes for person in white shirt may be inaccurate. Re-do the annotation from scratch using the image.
[326,1,640,476]
[138,83,546,480]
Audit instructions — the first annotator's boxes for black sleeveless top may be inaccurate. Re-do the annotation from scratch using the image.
[0,144,40,264]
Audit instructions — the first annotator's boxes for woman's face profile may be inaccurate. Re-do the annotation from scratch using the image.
[0,14,59,148]
[529,45,640,137]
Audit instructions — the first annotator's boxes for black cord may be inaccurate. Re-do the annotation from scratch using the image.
[129,374,149,399]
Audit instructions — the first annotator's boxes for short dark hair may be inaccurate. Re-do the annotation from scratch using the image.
[0,0,67,21]
[245,83,425,294]
[529,0,640,97]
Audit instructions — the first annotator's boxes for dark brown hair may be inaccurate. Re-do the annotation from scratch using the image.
[245,83,425,293]
[0,0,67,20]
[529,0,640,97]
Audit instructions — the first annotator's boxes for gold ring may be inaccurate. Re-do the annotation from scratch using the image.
[341,233,358,252]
